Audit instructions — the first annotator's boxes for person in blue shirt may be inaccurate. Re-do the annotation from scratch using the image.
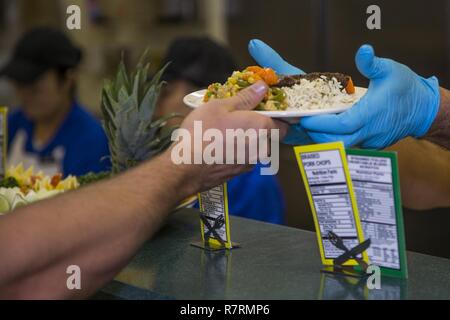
[156,37,286,224]
[0,27,110,177]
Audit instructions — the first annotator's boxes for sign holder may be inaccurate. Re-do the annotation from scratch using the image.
[293,142,370,277]
[191,183,240,251]
[322,231,371,278]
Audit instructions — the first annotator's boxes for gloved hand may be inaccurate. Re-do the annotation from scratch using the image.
[300,45,441,149]
[248,39,304,75]
[248,39,312,145]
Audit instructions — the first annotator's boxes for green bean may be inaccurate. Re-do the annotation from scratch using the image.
[237,79,250,88]
[271,88,286,102]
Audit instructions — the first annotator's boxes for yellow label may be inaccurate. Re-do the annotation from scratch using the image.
[198,183,233,249]
[0,107,7,178]
[294,142,369,266]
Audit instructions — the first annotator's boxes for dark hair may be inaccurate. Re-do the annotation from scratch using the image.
[161,36,238,88]
[0,27,83,86]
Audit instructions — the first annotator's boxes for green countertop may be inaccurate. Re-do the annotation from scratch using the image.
[99,209,450,300]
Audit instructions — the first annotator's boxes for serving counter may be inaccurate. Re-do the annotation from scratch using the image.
[97,209,450,300]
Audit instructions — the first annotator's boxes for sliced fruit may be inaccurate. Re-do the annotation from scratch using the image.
[11,194,28,211]
[0,194,11,214]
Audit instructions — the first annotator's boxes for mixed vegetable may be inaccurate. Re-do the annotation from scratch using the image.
[204,66,288,111]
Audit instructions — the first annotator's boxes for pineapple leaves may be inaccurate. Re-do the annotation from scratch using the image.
[139,62,170,120]
[114,59,131,97]
[101,89,117,127]
[149,112,183,130]
[100,48,179,174]
[136,48,152,70]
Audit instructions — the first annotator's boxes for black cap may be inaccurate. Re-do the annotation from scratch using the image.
[0,27,82,84]
[161,37,238,88]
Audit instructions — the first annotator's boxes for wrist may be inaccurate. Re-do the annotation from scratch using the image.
[424,87,450,149]
[415,76,441,137]
[151,149,199,202]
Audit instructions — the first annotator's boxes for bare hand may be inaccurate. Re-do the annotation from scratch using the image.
[164,81,288,195]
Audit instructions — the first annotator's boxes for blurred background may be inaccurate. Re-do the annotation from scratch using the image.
[0,0,449,258]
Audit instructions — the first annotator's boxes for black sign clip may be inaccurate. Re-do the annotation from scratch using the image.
[321,231,371,278]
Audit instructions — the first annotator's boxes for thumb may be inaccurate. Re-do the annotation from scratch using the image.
[355,44,390,79]
[228,81,268,111]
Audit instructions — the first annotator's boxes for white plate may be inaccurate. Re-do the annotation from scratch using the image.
[184,87,367,124]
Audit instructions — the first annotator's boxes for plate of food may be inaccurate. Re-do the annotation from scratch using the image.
[183,66,367,123]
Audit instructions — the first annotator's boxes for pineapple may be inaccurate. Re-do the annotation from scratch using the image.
[101,50,181,174]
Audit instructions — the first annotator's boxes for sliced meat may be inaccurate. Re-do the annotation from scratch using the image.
[275,72,352,88]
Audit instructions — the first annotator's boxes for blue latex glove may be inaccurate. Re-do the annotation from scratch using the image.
[300,44,441,149]
[248,39,312,145]
[248,39,304,75]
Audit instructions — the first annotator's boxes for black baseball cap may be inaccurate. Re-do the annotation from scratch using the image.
[0,27,82,84]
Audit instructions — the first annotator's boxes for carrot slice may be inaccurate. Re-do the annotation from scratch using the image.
[262,68,279,86]
[246,66,264,74]
[246,66,279,86]
[345,78,355,94]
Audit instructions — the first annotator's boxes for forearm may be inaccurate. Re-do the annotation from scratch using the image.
[0,152,191,299]
[0,81,280,299]
[424,87,450,149]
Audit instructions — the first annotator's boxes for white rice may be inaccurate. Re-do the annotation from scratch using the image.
[283,76,358,110]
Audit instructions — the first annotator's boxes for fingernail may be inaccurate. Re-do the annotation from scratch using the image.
[249,39,258,47]
[359,44,374,56]
[251,81,268,96]
[248,40,257,52]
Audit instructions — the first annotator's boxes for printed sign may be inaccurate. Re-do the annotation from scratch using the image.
[347,149,408,278]
[198,183,233,249]
[294,142,369,266]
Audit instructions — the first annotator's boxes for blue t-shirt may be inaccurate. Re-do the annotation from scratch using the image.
[195,164,286,225]
[227,164,285,224]
[8,101,110,176]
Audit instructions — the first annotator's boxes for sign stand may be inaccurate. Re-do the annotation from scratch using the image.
[191,183,240,251]
[320,231,371,278]
[293,142,370,270]
[294,142,408,279]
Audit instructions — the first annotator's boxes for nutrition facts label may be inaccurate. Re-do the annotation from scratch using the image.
[347,154,401,270]
[299,148,361,260]
[198,184,231,248]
